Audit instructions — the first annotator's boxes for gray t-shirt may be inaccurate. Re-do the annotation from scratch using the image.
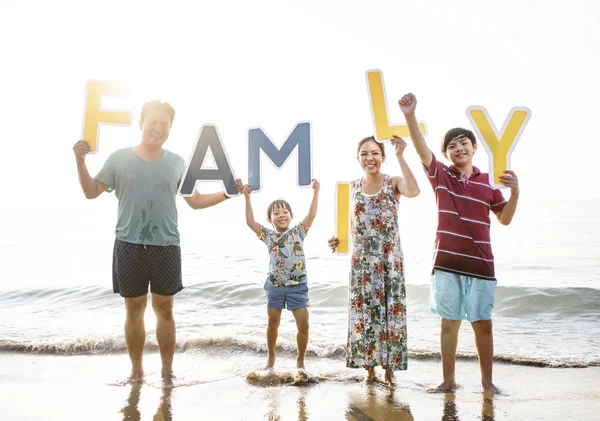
[94,148,186,246]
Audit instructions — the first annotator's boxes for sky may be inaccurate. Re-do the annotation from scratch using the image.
[1,0,599,218]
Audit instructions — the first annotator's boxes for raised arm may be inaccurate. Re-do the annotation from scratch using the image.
[301,179,320,233]
[390,136,420,198]
[399,93,433,168]
[73,140,108,199]
[496,170,520,225]
[241,185,262,236]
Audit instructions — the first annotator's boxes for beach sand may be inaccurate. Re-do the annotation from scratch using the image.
[1,348,599,420]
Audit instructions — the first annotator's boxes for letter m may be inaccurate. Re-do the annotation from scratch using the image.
[248,121,312,191]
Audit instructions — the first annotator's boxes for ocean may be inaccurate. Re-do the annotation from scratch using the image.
[1,195,599,371]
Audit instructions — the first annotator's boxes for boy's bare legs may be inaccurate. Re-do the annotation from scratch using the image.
[124,296,148,382]
[291,307,309,369]
[472,319,499,394]
[266,307,282,369]
[431,318,461,391]
[152,293,176,380]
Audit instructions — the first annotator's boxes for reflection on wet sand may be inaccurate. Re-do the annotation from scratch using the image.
[265,386,309,421]
[481,394,495,421]
[120,383,142,421]
[114,373,497,420]
[119,383,173,421]
[346,384,414,420]
[440,392,496,421]
[441,393,459,421]
[153,387,173,421]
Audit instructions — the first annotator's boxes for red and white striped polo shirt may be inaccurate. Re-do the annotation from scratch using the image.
[424,154,507,280]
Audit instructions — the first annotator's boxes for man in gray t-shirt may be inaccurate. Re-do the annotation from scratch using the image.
[73,100,241,383]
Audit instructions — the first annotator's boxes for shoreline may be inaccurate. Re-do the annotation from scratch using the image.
[2,351,599,420]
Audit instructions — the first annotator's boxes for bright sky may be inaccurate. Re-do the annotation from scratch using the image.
[1,0,599,213]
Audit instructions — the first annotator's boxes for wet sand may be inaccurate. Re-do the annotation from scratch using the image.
[1,349,598,420]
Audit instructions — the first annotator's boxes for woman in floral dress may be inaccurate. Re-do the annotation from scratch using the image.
[328,135,420,384]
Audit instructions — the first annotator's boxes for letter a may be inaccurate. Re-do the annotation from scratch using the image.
[179,124,238,197]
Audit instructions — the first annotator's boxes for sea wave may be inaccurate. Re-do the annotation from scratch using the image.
[2,284,599,320]
[1,336,597,368]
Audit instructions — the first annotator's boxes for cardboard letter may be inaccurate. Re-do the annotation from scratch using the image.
[466,106,531,188]
[81,80,132,152]
[179,124,238,197]
[248,122,312,191]
[366,70,427,142]
[335,182,351,254]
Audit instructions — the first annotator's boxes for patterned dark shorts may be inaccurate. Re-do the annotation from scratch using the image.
[112,238,183,298]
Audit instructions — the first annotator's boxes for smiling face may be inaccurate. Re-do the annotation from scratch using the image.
[267,200,294,232]
[140,109,171,147]
[444,135,477,167]
[357,139,386,175]
[441,128,477,168]
[138,101,175,148]
[268,204,292,232]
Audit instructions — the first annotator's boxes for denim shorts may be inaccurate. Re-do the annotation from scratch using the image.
[430,270,496,322]
[264,281,309,311]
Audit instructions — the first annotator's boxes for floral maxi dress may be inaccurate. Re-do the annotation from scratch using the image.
[346,174,408,371]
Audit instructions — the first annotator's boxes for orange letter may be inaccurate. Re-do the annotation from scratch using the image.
[366,69,427,142]
[466,106,531,187]
[335,182,351,254]
[81,80,132,153]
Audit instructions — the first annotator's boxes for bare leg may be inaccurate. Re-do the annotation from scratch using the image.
[430,318,461,392]
[365,367,376,383]
[125,296,148,382]
[266,307,282,369]
[152,293,176,380]
[385,368,396,385]
[291,307,309,369]
[472,319,499,394]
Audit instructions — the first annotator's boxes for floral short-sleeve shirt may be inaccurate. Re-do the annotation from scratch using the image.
[259,223,307,287]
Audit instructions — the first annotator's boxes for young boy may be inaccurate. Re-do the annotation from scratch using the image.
[399,93,520,394]
[239,180,320,374]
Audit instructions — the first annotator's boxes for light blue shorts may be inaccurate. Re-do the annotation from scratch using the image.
[264,281,309,311]
[430,270,496,322]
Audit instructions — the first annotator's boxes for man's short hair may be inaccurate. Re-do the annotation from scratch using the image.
[140,100,175,125]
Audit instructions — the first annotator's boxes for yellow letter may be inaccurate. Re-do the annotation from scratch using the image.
[466,106,531,187]
[81,80,132,153]
[366,69,427,141]
[335,182,351,254]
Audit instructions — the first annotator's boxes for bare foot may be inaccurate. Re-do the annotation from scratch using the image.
[482,382,501,395]
[364,367,376,384]
[161,369,175,386]
[296,358,305,370]
[129,370,144,384]
[427,381,457,393]
[264,355,276,370]
[384,369,396,386]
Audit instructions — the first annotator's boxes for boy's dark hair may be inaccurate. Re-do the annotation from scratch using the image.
[140,100,176,125]
[441,128,476,154]
[357,136,386,158]
[267,199,293,220]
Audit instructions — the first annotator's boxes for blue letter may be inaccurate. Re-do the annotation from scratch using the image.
[248,121,312,191]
